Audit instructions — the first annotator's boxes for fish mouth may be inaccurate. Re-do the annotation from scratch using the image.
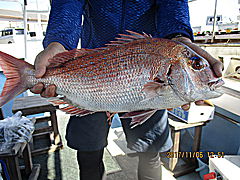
[208,78,225,91]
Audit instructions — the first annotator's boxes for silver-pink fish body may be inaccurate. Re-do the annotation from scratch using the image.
[24,36,223,113]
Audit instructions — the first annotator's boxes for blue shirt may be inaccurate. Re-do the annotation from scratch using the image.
[43,0,180,152]
[43,0,193,50]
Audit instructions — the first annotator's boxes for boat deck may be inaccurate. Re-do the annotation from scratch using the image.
[30,111,201,180]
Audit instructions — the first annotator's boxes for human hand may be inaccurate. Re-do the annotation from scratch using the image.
[172,36,223,111]
[30,42,66,97]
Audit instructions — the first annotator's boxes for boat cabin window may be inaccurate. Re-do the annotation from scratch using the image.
[15,29,24,35]
[1,29,13,36]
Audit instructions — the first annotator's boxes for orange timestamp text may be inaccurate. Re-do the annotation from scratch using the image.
[166,151,224,158]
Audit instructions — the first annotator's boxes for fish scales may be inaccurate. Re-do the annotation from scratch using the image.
[26,40,163,111]
[0,31,224,118]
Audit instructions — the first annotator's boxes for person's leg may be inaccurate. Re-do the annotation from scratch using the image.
[77,149,106,180]
[65,112,109,180]
[137,152,162,180]
[120,110,172,180]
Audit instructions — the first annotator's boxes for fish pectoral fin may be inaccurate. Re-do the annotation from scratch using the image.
[119,109,157,128]
[106,112,116,121]
[141,82,166,100]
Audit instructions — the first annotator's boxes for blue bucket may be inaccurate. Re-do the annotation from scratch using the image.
[195,157,209,180]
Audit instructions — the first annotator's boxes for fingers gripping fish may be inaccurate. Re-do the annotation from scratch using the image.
[0,31,224,128]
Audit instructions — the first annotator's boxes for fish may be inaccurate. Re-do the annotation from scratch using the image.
[0,31,224,127]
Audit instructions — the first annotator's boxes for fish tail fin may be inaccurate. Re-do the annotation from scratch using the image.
[0,51,33,107]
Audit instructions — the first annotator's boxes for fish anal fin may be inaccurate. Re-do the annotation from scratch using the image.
[48,99,66,106]
[74,109,94,116]
[60,105,94,116]
[48,97,68,106]
[48,97,95,116]
[120,110,157,128]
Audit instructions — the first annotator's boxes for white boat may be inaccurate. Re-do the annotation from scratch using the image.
[0,28,32,44]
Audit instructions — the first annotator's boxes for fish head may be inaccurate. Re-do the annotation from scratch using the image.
[166,44,224,102]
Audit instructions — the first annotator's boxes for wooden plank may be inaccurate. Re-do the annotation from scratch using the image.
[12,106,55,116]
[12,96,57,115]
[31,147,51,156]
[168,115,205,131]
[22,144,33,176]
[50,110,62,145]
[35,116,51,123]
[18,164,41,180]
[12,96,63,156]
[32,131,51,138]
[13,96,51,109]
[169,130,181,171]
[12,143,25,155]
[28,164,41,180]
[31,144,63,156]
[5,156,22,180]
[33,126,53,134]
[161,113,209,177]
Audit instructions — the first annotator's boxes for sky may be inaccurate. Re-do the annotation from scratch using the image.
[188,0,239,27]
[0,0,50,11]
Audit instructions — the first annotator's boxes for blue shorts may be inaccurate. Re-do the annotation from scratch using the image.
[65,110,172,152]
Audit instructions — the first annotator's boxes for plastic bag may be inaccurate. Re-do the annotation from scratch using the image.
[0,111,34,152]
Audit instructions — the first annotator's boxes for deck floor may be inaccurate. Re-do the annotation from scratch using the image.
[31,111,201,180]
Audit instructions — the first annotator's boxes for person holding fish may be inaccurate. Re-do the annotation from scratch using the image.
[0,0,223,180]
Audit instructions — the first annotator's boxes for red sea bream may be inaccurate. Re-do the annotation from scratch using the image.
[0,31,224,126]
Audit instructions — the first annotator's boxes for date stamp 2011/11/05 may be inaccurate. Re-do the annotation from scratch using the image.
[166,151,225,158]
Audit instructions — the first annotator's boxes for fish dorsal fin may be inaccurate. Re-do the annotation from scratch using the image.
[48,30,151,67]
[105,30,152,46]
[48,48,95,67]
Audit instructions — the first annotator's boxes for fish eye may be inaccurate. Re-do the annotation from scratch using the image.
[189,56,205,70]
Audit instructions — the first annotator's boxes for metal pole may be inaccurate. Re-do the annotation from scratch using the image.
[36,0,43,39]
[23,0,28,61]
[211,0,218,43]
